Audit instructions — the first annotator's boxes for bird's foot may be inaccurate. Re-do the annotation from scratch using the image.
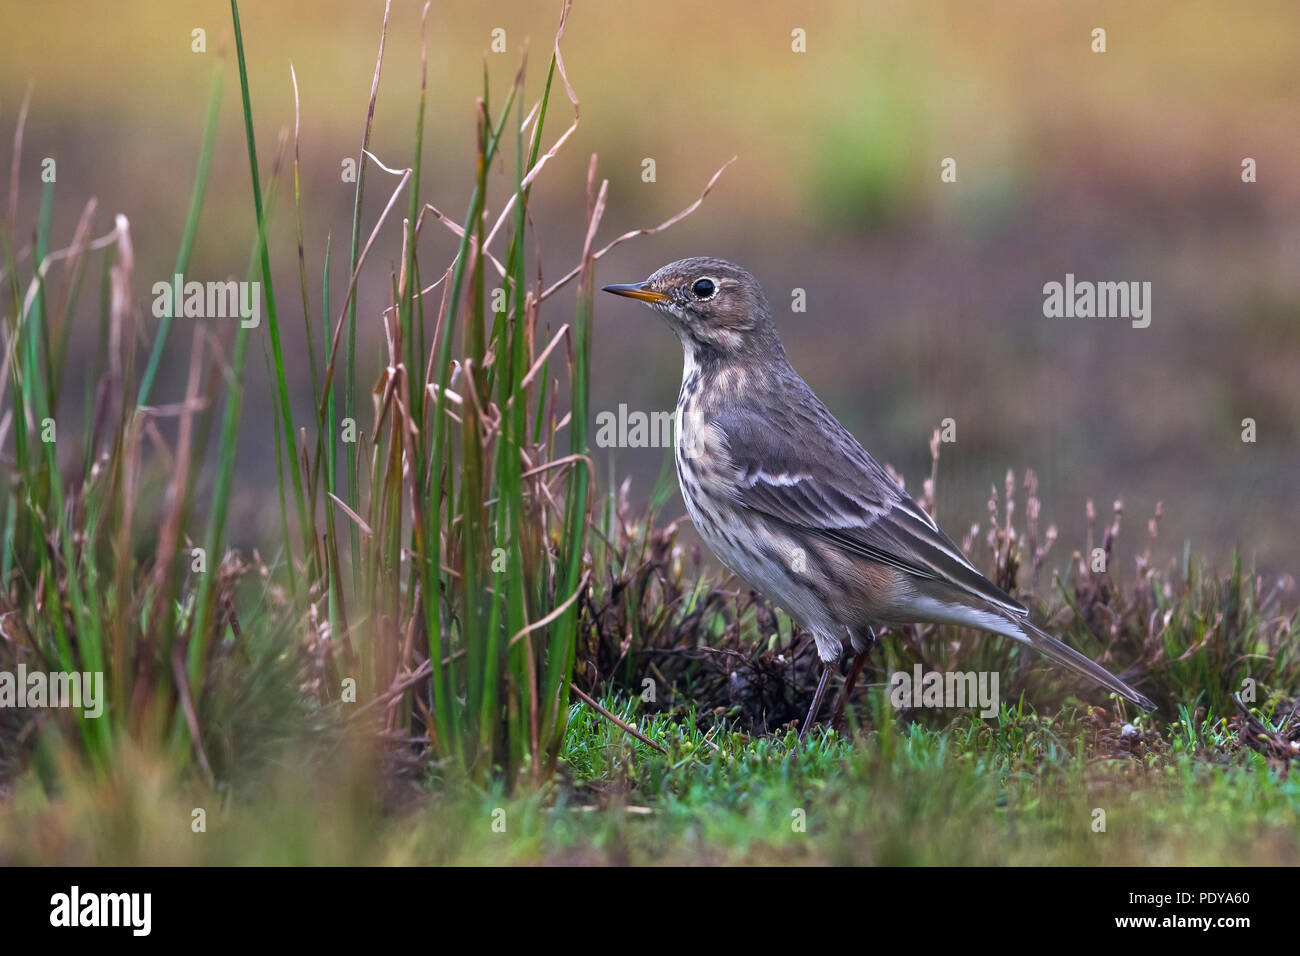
[798,663,834,746]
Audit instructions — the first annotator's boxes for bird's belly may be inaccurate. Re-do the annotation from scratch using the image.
[695,503,842,640]
[675,447,839,640]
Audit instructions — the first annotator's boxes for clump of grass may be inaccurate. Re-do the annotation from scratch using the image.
[3,683,1297,865]
[0,0,733,794]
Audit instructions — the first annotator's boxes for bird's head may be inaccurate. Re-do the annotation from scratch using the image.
[602,257,783,361]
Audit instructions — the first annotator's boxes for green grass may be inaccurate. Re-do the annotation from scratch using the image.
[1,0,606,790]
[4,691,1296,865]
[547,694,1300,866]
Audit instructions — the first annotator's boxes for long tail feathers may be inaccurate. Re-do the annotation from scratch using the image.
[1014,618,1155,710]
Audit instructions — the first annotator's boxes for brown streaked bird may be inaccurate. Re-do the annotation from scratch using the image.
[603,257,1154,740]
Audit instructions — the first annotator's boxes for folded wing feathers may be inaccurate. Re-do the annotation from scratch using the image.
[723,413,1026,618]
[712,404,1152,709]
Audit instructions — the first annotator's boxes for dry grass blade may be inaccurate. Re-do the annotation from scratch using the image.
[568,682,667,754]
[328,492,373,537]
[5,80,34,240]
[540,154,738,302]
[317,164,412,418]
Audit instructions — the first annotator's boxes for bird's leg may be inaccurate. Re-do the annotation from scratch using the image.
[833,650,872,731]
[799,663,834,744]
[832,626,877,730]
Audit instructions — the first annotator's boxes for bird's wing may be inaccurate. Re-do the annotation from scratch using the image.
[713,399,1027,617]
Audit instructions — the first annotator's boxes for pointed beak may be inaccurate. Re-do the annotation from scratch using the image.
[601,281,670,305]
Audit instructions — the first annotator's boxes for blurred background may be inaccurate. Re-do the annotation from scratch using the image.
[3,0,1298,575]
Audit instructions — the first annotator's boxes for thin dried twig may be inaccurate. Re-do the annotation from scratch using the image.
[541,155,738,302]
[569,682,667,754]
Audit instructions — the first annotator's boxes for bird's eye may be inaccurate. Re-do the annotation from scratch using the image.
[692,277,717,300]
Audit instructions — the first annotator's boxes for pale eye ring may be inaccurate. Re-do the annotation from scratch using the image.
[692,277,717,300]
